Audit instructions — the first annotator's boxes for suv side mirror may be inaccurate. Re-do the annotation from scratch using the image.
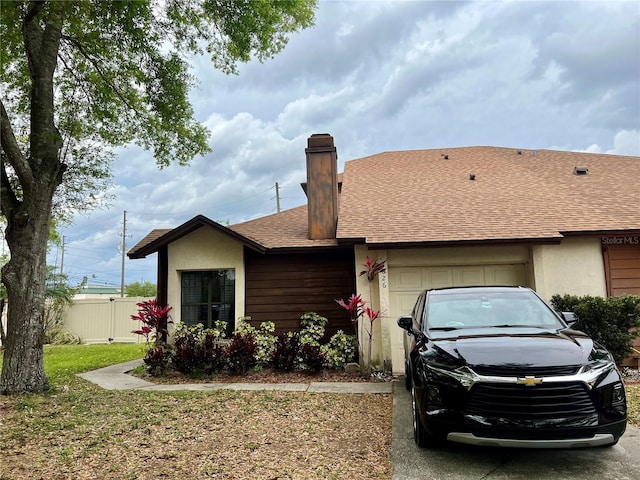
[397,315,413,331]
[560,311,579,327]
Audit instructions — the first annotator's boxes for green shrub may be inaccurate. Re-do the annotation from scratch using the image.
[236,319,277,367]
[300,344,325,373]
[198,330,226,375]
[172,323,227,375]
[213,320,230,338]
[321,330,357,369]
[550,294,640,363]
[299,312,328,347]
[225,332,257,374]
[172,323,202,374]
[44,326,81,345]
[143,345,171,376]
[272,332,301,372]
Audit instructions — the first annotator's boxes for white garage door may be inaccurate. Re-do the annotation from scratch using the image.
[388,264,527,373]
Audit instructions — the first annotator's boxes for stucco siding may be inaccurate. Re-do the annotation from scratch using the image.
[532,237,607,301]
[167,226,245,327]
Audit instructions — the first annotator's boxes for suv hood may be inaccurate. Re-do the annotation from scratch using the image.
[432,329,595,368]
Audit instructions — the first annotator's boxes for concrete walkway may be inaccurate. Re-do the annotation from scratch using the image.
[78,359,394,394]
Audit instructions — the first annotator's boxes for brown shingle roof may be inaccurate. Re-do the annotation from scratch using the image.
[127,228,171,257]
[128,145,639,257]
[337,146,639,245]
[229,205,338,249]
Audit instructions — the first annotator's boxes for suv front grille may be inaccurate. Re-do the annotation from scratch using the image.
[471,365,580,377]
[466,382,596,419]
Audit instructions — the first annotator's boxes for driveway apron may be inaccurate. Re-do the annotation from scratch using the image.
[392,382,640,480]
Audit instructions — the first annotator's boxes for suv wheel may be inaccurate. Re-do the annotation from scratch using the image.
[411,382,443,448]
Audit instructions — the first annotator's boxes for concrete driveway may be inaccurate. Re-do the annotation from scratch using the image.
[392,382,640,480]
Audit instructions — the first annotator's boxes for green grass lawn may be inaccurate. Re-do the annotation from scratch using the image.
[0,342,146,386]
[43,343,147,383]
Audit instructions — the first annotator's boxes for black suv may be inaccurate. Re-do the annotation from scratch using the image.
[398,286,627,448]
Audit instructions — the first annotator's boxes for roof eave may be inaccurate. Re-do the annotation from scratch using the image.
[559,228,640,237]
[127,214,267,259]
[361,236,565,250]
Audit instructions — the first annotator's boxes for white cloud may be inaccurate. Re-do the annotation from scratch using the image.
[608,130,640,156]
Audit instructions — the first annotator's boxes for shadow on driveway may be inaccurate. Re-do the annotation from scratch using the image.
[392,379,640,480]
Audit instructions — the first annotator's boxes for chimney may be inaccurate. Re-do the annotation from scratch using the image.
[305,133,338,240]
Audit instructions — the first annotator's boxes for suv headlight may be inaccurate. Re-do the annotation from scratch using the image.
[426,364,479,390]
[578,358,615,389]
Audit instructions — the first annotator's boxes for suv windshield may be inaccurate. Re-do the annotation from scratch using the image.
[425,290,564,331]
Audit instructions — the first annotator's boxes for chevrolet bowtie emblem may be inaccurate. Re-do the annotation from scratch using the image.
[517,376,543,386]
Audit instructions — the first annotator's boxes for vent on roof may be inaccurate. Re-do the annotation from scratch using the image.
[573,166,589,176]
[469,173,476,181]
[517,150,522,155]
[441,154,449,160]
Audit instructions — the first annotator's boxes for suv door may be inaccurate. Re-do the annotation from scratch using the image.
[401,291,426,388]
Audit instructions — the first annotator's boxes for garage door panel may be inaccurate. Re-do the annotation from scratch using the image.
[487,264,526,285]
[390,264,526,311]
[421,268,454,289]
[392,293,421,316]
[453,266,486,286]
[389,268,423,290]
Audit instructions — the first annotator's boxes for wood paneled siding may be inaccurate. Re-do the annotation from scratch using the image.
[244,248,355,336]
[603,242,640,296]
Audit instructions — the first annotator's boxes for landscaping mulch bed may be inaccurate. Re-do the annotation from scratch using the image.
[133,367,393,385]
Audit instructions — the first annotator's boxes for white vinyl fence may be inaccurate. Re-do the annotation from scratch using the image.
[0,297,148,345]
[0,297,153,346]
[62,297,153,344]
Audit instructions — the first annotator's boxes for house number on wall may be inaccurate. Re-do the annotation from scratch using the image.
[380,271,387,289]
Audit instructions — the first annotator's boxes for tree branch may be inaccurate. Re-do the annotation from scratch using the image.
[22,0,64,169]
[1,154,21,220]
[0,99,33,187]
[23,1,44,24]
[60,34,142,116]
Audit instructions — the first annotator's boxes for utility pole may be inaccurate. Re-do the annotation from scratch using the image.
[59,236,65,276]
[275,182,281,213]
[120,210,127,297]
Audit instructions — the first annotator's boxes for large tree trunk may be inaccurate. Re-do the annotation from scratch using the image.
[0,2,64,394]
[0,200,54,393]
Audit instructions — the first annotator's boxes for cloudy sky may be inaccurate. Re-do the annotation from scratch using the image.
[53,0,640,289]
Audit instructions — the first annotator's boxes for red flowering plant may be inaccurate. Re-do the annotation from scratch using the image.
[336,256,386,375]
[336,293,365,327]
[336,293,366,362]
[131,299,173,346]
[359,256,386,281]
